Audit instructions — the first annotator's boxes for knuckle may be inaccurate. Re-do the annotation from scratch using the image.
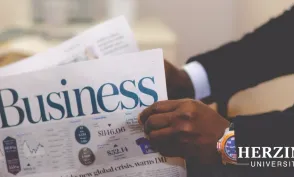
[181,123,194,133]
[151,102,160,112]
[179,112,193,120]
[184,98,195,104]
[175,122,194,135]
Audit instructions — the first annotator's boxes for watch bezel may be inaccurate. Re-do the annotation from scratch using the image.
[218,131,237,165]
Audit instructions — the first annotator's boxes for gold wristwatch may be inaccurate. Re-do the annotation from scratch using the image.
[217,123,237,165]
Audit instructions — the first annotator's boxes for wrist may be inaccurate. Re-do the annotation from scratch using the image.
[196,118,229,165]
[177,69,195,99]
[167,69,195,100]
[209,121,229,164]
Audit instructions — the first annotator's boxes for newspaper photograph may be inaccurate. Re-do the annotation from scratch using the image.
[0,16,139,77]
[0,49,186,177]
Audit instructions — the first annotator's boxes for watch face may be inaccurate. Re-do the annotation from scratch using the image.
[224,136,236,161]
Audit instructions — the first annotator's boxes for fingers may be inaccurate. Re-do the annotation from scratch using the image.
[144,113,174,134]
[148,128,184,157]
[139,100,180,124]
[148,127,174,142]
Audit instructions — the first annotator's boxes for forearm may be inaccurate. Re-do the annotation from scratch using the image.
[187,6,294,100]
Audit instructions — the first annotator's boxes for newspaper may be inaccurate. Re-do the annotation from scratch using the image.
[0,16,139,77]
[0,49,186,177]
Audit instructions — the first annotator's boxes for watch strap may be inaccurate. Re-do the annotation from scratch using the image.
[229,122,234,131]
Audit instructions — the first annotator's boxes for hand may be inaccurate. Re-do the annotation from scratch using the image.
[139,99,229,164]
[164,60,194,100]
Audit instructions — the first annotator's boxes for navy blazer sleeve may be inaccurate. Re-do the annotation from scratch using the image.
[186,6,294,177]
[187,6,294,101]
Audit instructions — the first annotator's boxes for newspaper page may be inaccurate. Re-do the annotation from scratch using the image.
[0,16,139,77]
[0,49,186,177]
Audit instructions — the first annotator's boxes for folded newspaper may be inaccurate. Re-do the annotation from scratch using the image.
[0,16,139,76]
[0,17,187,177]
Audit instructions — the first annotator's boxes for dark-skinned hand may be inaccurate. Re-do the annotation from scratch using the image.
[139,99,229,164]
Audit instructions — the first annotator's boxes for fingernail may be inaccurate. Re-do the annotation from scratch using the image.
[138,113,142,125]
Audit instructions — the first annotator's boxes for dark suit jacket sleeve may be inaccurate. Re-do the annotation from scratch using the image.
[187,6,294,101]
[232,104,294,176]
[187,105,294,177]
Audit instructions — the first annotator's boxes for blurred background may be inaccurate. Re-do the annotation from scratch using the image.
[0,0,294,117]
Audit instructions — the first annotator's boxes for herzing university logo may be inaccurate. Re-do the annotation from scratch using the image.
[0,77,158,129]
[238,147,294,167]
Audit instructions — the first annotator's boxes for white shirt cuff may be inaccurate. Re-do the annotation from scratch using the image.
[183,61,211,100]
